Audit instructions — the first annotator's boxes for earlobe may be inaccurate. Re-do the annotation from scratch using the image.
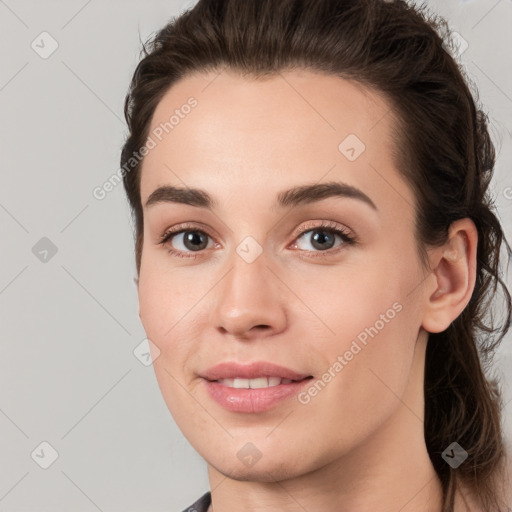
[421,218,477,334]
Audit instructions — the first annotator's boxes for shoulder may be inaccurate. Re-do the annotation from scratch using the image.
[180,491,211,512]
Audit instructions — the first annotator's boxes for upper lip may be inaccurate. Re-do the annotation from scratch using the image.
[201,361,312,381]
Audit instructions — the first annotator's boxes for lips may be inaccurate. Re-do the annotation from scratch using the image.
[200,361,314,413]
[201,361,312,382]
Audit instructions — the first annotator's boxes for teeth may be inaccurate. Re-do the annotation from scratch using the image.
[217,376,295,388]
[247,377,269,389]
[233,378,250,388]
[268,376,281,386]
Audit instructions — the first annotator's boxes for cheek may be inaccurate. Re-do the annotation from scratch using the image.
[138,268,202,423]
[300,249,419,404]
[292,256,402,344]
[302,309,415,450]
[137,261,213,381]
[138,262,193,341]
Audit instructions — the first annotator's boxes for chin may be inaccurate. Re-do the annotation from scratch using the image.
[209,454,310,483]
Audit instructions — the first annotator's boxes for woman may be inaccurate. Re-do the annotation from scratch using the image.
[120,0,511,510]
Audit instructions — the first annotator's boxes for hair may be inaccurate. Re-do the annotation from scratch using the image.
[120,0,512,509]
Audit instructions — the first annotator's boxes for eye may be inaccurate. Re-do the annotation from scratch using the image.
[158,223,216,259]
[290,221,356,256]
[158,220,357,259]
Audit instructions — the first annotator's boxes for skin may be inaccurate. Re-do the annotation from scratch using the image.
[136,69,478,512]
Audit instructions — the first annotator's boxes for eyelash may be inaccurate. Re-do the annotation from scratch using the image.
[158,221,357,260]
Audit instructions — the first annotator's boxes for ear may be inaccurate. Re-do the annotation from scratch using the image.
[421,218,478,334]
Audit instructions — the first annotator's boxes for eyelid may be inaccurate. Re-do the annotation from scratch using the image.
[158,222,215,242]
[289,219,354,242]
[158,219,356,258]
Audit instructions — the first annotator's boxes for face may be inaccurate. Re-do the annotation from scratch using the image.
[137,69,430,481]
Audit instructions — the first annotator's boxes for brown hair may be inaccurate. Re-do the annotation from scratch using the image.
[120,0,512,509]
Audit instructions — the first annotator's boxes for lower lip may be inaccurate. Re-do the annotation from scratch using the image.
[203,378,312,413]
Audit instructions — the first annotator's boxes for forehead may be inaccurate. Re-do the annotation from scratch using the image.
[139,68,412,214]
[145,68,390,149]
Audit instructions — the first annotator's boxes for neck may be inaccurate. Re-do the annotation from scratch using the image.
[207,330,444,512]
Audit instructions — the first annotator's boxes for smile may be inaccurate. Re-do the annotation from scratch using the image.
[216,376,299,388]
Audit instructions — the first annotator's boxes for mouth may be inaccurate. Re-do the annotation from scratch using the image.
[211,376,312,388]
[200,361,314,413]
[201,360,312,382]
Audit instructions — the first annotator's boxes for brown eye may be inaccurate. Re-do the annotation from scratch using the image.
[174,230,210,251]
[158,225,216,259]
[163,230,212,252]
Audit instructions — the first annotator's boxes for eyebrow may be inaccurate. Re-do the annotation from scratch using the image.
[144,181,377,212]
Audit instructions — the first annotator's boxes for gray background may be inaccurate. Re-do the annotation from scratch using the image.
[0,0,511,510]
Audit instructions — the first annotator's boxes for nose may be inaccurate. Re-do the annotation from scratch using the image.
[211,248,288,340]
